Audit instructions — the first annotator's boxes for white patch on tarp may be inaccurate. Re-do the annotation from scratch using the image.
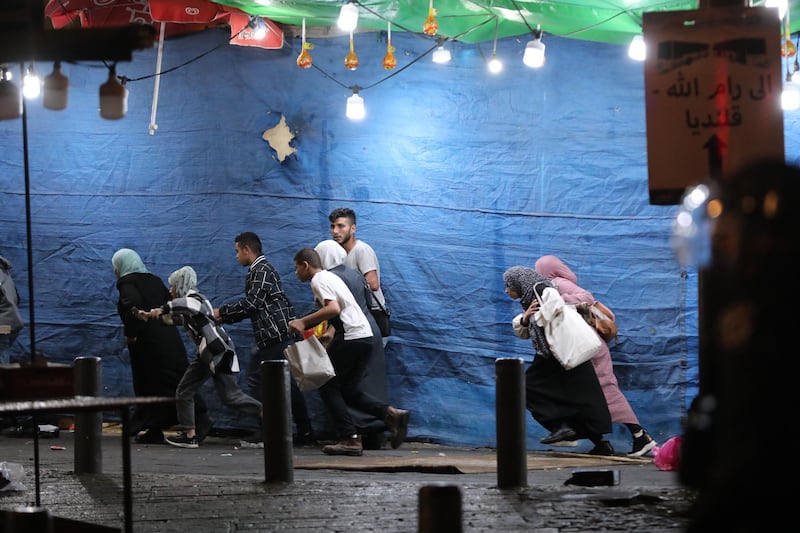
[262,114,297,162]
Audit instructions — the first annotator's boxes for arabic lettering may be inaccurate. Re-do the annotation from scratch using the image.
[707,76,742,100]
[685,106,742,129]
[666,73,699,98]
[748,74,772,100]
[665,73,773,102]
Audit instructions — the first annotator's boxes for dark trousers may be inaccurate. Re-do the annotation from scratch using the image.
[319,336,387,438]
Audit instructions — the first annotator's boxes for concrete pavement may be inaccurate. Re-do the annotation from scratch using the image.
[0,428,695,532]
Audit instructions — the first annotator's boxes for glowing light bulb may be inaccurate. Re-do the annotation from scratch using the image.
[782,87,800,110]
[22,66,41,99]
[488,54,502,74]
[337,2,358,32]
[432,45,451,64]
[628,35,646,61]
[346,91,365,120]
[523,37,546,68]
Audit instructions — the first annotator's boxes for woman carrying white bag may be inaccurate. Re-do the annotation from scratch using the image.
[503,266,614,455]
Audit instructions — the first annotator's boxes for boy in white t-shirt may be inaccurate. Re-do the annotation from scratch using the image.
[289,248,408,456]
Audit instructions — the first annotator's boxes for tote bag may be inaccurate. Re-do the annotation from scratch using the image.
[534,285,603,370]
[283,335,336,391]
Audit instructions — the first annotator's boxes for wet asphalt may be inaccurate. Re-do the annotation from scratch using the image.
[0,428,695,532]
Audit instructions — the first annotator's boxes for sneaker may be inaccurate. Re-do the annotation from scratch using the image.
[322,436,363,456]
[588,440,615,456]
[165,432,198,449]
[628,431,657,458]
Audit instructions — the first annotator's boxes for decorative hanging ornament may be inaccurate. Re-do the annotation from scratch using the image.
[782,38,796,58]
[383,22,397,70]
[297,43,314,68]
[423,1,438,36]
[345,31,359,70]
[782,14,795,58]
[297,18,313,68]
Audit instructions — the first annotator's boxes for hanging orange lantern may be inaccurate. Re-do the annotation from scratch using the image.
[383,45,397,70]
[297,19,313,69]
[297,43,313,69]
[423,2,438,36]
[383,22,397,70]
[345,31,359,70]
[782,38,796,58]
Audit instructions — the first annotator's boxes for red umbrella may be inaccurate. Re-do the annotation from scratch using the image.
[44,0,283,47]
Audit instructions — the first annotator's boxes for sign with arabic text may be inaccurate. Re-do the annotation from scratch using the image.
[643,6,784,205]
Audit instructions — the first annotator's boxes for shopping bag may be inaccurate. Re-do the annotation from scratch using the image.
[283,335,335,391]
[534,285,603,370]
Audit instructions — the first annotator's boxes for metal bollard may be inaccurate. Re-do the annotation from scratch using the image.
[418,483,462,533]
[1,505,53,533]
[495,357,528,488]
[261,360,293,483]
[73,356,103,474]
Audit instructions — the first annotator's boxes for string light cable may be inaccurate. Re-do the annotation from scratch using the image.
[42,3,624,114]
[283,17,491,94]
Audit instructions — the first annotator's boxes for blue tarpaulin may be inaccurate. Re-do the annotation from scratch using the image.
[2,29,797,451]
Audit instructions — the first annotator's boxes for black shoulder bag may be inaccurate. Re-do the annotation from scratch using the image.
[364,282,391,337]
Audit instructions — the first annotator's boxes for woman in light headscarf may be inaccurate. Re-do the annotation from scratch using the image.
[535,255,657,457]
[503,266,613,455]
[137,266,261,449]
[112,248,211,444]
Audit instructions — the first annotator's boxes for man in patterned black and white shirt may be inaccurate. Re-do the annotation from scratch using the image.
[214,231,314,446]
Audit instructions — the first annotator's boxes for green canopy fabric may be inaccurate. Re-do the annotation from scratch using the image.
[213,0,800,44]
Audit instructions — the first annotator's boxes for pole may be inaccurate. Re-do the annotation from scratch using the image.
[19,61,35,365]
[261,360,293,483]
[73,356,102,474]
[495,357,527,488]
[418,483,462,533]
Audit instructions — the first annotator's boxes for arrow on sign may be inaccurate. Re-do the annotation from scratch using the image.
[703,134,726,180]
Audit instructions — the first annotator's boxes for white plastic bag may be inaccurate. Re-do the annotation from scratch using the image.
[0,462,26,491]
[534,285,603,370]
[283,335,335,391]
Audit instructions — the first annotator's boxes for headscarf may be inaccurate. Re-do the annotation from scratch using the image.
[112,248,149,278]
[315,239,347,270]
[168,266,198,298]
[503,265,554,358]
[535,255,577,284]
[503,266,552,310]
[534,255,594,304]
